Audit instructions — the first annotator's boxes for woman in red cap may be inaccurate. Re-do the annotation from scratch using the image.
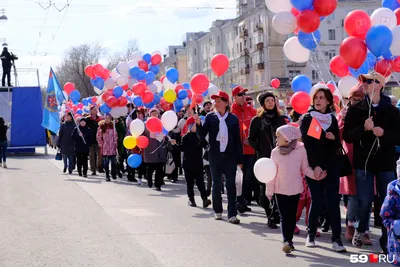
[194,90,243,224]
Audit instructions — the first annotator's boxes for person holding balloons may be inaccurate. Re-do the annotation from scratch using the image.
[299,87,346,252]
[248,92,287,229]
[194,91,242,224]
[72,117,92,178]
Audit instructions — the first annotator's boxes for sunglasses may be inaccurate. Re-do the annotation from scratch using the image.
[237,92,246,97]
[365,79,380,85]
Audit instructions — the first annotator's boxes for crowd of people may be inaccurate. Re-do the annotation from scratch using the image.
[51,70,400,262]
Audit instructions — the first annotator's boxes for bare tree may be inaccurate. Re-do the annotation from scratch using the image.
[107,39,140,70]
[56,43,105,98]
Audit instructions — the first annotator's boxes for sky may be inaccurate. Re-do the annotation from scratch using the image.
[1,0,236,87]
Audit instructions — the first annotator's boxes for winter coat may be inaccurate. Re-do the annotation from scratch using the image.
[196,111,243,165]
[231,102,257,155]
[142,130,168,164]
[96,122,118,156]
[300,109,341,170]
[248,111,287,159]
[57,121,76,156]
[0,50,12,68]
[380,178,400,266]
[85,115,102,145]
[0,124,7,142]
[182,132,204,170]
[267,142,315,197]
[72,126,92,153]
[115,117,126,157]
[168,130,181,168]
[343,94,400,172]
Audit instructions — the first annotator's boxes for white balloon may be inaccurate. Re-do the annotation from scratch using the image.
[163,78,176,90]
[309,83,327,98]
[130,119,145,138]
[94,86,104,95]
[338,76,359,98]
[253,158,277,184]
[147,84,157,94]
[116,75,128,86]
[132,51,143,61]
[208,83,219,96]
[111,68,119,80]
[272,12,296,35]
[117,62,130,77]
[128,60,138,68]
[128,78,138,89]
[371,8,397,30]
[154,81,163,93]
[105,78,115,90]
[265,0,292,13]
[182,97,189,106]
[284,37,310,63]
[110,107,122,118]
[390,26,400,56]
[161,110,178,131]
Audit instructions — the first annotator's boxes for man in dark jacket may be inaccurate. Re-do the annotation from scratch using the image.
[343,71,400,252]
[85,106,102,175]
[0,47,13,87]
[58,113,76,174]
[72,117,92,177]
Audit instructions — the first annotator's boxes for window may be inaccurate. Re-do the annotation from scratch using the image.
[289,70,300,79]
[217,36,220,45]
[194,48,197,55]
[328,12,335,21]
[209,38,212,45]
[236,27,239,36]
[329,50,336,59]
[237,43,239,53]
[312,70,319,80]
[250,38,252,48]
[240,42,242,52]
[329,29,336,40]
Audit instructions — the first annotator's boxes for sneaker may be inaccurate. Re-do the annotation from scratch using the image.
[244,206,252,212]
[267,220,278,229]
[83,174,87,178]
[63,168,67,173]
[106,177,111,182]
[316,231,321,237]
[68,171,72,174]
[352,231,363,247]
[306,235,316,247]
[112,175,117,180]
[91,171,96,176]
[155,187,161,191]
[214,213,222,220]
[188,200,197,207]
[138,179,142,185]
[345,225,355,241]
[118,172,123,178]
[282,242,291,254]
[332,239,347,253]
[363,232,373,246]
[202,199,211,208]
[78,173,82,177]
[3,163,7,168]
[228,216,240,224]
[236,203,246,214]
[294,226,300,235]
[289,243,295,251]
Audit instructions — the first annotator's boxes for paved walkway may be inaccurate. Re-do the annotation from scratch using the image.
[0,149,383,266]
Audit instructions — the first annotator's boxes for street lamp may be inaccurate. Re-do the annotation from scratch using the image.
[0,9,7,23]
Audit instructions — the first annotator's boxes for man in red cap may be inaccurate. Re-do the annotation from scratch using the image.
[231,86,257,213]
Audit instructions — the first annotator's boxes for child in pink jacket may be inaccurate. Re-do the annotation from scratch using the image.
[267,125,325,254]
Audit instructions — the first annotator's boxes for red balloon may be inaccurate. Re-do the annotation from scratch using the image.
[127,90,133,96]
[102,69,111,80]
[291,7,300,17]
[271,78,280,89]
[142,90,154,104]
[146,117,163,133]
[313,0,337,17]
[344,10,371,40]
[151,54,162,65]
[327,83,336,93]
[160,99,173,111]
[138,60,148,72]
[117,96,128,107]
[187,89,193,99]
[84,65,95,78]
[297,10,320,33]
[93,64,104,77]
[392,57,400,72]
[91,96,97,103]
[122,84,129,91]
[329,56,350,78]
[374,59,392,77]
[333,95,340,105]
[160,76,166,83]
[102,91,113,102]
[77,103,84,109]
[339,37,367,69]
[175,84,184,94]
[395,8,400,25]
[106,96,118,108]
[190,74,210,95]
[73,106,78,112]
[64,82,75,95]
[136,136,149,149]
[74,114,81,120]
[210,54,229,77]
[290,92,311,114]
[133,82,147,95]
[195,95,203,104]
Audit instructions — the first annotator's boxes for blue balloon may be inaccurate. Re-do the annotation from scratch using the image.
[76,109,83,115]
[129,66,140,79]
[366,25,393,57]
[291,75,312,93]
[143,53,152,64]
[82,98,88,106]
[127,154,142,168]
[162,127,169,135]
[199,115,205,121]
[202,90,209,97]
[145,71,156,85]
[320,16,325,22]
[159,90,164,97]
[149,64,160,75]
[153,94,161,104]
[383,50,393,60]
[133,96,144,107]
[113,86,123,98]
[166,68,179,83]
[70,90,81,104]
[173,99,183,112]
[177,89,188,100]
[349,60,369,77]
[91,77,104,90]
[367,51,377,67]
[230,84,238,89]
[290,0,313,11]
[144,101,155,109]
[382,0,400,10]
[298,30,321,50]
[137,69,146,81]
[182,82,190,89]
[100,103,111,114]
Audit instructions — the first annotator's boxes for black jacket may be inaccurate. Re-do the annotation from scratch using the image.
[1,50,12,68]
[300,109,341,170]
[0,125,7,142]
[72,126,92,153]
[343,94,400,172]
[58,121,76,156]
[182,132,204,169]
[248,113,287,159]
[197,112,243,164]
[85,116,101,145]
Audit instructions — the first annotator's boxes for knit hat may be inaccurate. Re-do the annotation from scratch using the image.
[203,101,212,107]
[149,107,159,115]
[348,84,365,99]
[182,116,195,135]
[276,125,301,142]
[257,91,276,106]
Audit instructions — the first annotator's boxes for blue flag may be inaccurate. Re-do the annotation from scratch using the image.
[41,68,65,134]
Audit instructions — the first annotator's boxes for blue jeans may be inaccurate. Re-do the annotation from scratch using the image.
[355,170,395,233]
[237,154,256,205]
[209,153,237,218]
[63,154,74,172]
[0,141,7,163]
[103,156,117,179]
[346,195,370,231]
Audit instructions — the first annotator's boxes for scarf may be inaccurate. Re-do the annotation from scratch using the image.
[215,111,229,152]
[261,110,278,148]
[277,140,298,155]
[310,110,332,131]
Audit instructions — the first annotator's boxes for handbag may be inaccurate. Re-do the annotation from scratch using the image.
[55,150,62,161]
[337,146,352,177]
[165,152,176,175]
